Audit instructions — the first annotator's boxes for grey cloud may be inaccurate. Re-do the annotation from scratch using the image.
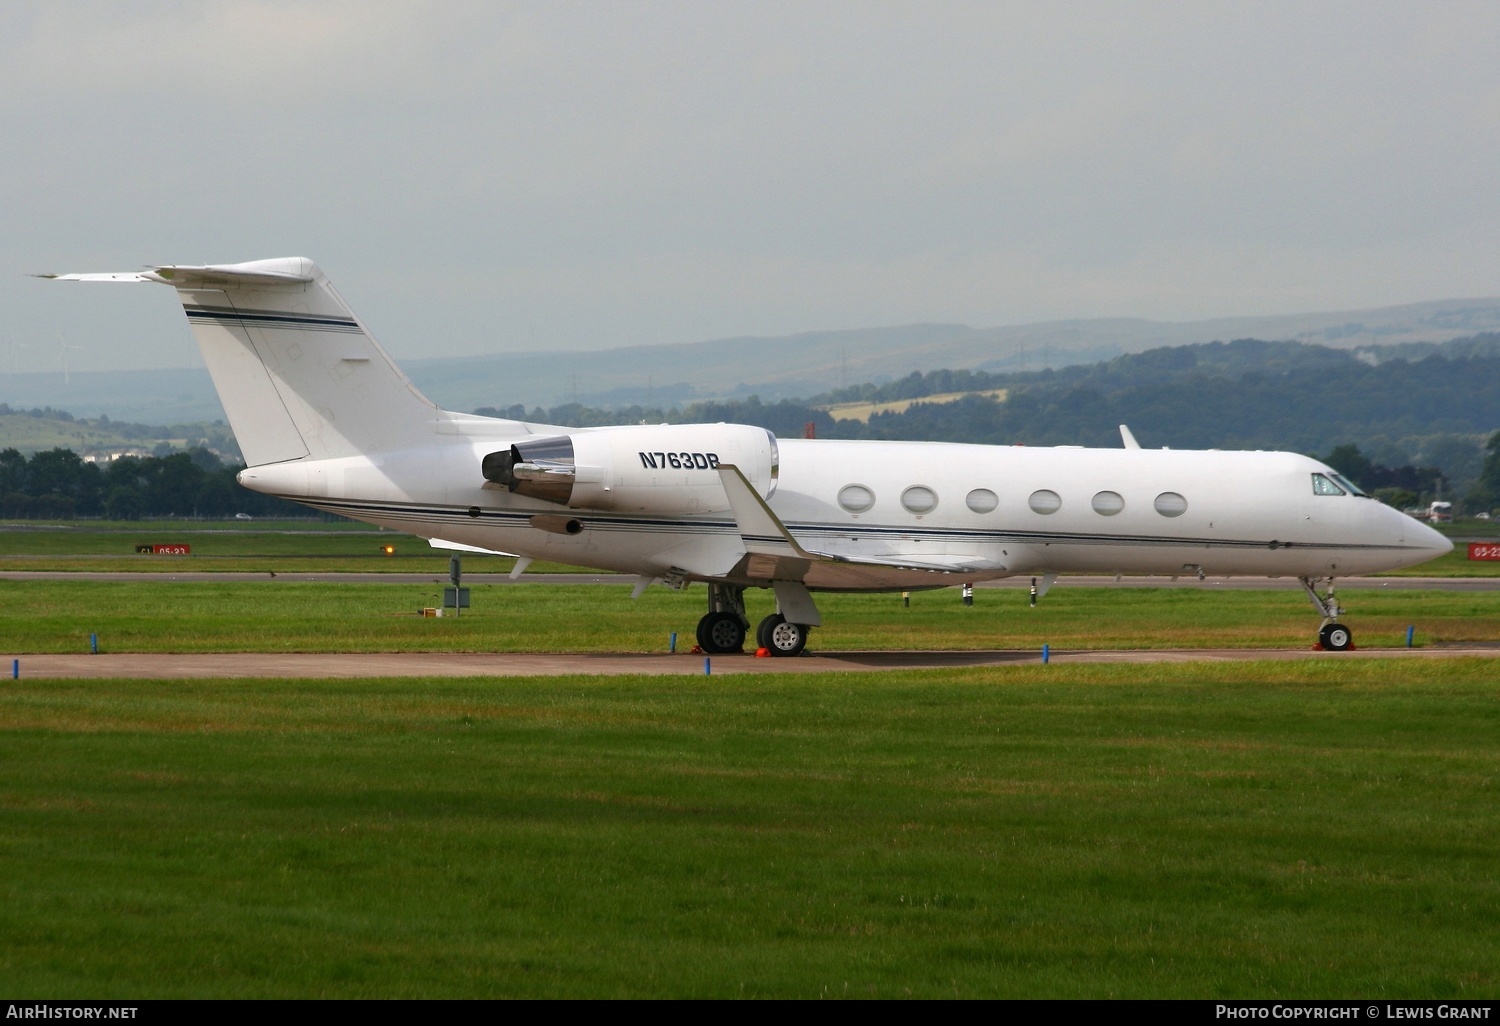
[4,0,1500,374]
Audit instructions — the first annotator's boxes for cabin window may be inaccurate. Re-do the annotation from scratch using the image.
[1154,492,1188,517]
[1028,489,1062,515]
[838,484,875,513]
[1312,473,1346,496]
[1091,490,1125,516]
[901,485,938,514]
[966,488,999,514]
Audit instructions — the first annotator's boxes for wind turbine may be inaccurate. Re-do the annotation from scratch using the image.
[59,336,83,386]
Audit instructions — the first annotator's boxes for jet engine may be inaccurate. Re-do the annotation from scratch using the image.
[482,423,778,514]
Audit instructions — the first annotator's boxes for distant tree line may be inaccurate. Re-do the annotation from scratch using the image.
[13,336,1500,520]
[1318,444,1446,511]
[476,338,1500,509]
[0,404,242,459]
[0,447,307,520]
[1466,431,1500,513]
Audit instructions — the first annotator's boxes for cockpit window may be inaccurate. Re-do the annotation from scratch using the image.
[1328,472,1367,497]
[1312,473,1346,496]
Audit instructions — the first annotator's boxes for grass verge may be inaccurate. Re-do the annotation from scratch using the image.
[1,662,1496,997]
[4,580,1500,654]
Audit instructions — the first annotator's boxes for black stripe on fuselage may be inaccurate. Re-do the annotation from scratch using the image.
[281,494,1423,554]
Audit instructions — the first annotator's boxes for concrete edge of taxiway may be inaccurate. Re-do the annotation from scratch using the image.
[7,644,1500,680]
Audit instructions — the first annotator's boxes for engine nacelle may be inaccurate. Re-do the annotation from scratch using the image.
[482,423,778,514]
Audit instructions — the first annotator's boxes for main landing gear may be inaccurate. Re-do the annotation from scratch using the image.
[756,613,809,657]
[1300,576,1354,651]
[696,583,748,654]
[693,582,816,657]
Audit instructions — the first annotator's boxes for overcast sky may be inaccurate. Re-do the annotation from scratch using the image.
[5,0,1500,374]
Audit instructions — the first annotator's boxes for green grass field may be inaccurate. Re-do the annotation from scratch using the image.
[0,520,582,573]
[2,662,1497,998]
[3,519,1499,998]
[5,518,1500,575]
[6,580,1500,653]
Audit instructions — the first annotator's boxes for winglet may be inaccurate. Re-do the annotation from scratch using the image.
[715,464,813,558]
[1120,424,1142,450]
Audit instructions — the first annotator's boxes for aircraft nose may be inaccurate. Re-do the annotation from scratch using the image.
[1400,508,1453,560]
[1419,520,1454,558]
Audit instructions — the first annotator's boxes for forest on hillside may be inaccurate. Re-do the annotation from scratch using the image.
[0,447,304,520]
[9,335,1500,518]
[476,336,1500,503]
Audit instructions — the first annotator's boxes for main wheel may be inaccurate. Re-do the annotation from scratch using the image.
[755,613,781,650]
[763,615,810,657]
[697,611,746,654]
[1319,623,1353,651]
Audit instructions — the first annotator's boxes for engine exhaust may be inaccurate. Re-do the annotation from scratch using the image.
[529,513,583,536]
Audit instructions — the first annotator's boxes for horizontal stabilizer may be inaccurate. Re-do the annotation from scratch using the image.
[41,258,317,289]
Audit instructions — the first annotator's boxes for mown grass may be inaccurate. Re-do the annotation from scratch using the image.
[0,662,1496,997]
[0,522,520,574]
[0,526,591,573]
[5,580,1500,654]
[4,518,1494,574]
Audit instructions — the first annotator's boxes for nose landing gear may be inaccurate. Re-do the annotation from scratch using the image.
[1300,576,1354,651]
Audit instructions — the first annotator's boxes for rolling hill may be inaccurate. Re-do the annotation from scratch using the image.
[6,297,1499,421]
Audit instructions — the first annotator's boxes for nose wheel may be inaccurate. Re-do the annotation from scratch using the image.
[1301,576,1354,651]
[1318,622,1353,652]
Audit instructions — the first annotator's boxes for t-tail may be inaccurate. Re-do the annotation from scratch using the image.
[42,258,442,466]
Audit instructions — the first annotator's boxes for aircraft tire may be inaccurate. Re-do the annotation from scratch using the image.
[755,613,781,650]
[1319,623,1353,651]
[697,611,746,654]
[764,617,809,657]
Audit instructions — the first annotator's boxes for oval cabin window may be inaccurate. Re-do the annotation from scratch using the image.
[901,486,938,514]
[966,488,999,514]
[1091,490,1125,516]
[1028,489,1062,515]
[1154,492,1188,517]
[838,484,876,513]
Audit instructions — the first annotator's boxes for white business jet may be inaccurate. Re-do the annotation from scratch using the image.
[44,258,1451,654]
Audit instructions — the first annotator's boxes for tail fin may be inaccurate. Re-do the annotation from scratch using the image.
[45,258,438,466]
